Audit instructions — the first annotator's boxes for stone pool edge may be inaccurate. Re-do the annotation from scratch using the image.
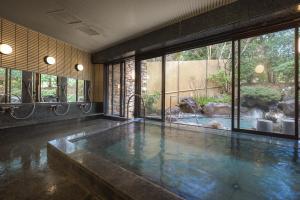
[47,121,183,200]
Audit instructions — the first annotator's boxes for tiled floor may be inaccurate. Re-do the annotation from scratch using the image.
[0,117,120,200]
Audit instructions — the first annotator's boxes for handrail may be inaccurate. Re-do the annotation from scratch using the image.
[126,94,146,122]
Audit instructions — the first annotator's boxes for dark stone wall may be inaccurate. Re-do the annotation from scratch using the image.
[0,102,103,129]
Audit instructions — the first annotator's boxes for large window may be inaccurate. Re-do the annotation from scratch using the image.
[67,78,77,102]
[141,57,162,119]
[0,67,6,102]
[78,80,85,102]
[237,29,295,135]
[165,42,232,129]
[10,69,22,103]
[106,60,135,117]
[41,74,57,102]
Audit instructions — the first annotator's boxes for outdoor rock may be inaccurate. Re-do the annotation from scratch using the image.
[202,103,231,116]
[278,100,296,117]
[205,120,224,129]
[179,97,198,113]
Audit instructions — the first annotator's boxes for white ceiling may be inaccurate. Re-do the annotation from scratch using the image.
[0,0,236,53]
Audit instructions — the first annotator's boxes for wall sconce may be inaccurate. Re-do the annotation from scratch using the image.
[44,56,56,65]
[297,4,300,11]
[255,64,264,74]
[75,64,84,71]
[0,44,13,55]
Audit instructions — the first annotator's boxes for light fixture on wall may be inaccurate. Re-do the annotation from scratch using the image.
[297,4,300,11]
[0,44,13,55]
[44,56,56,65]
[255,64,265,74]
[75,64,84,71]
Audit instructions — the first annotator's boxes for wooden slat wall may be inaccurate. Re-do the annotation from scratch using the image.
[2,19,15,68]
[64,44,71,77]
[48,37,56,75]
[56,40,64,76]
[77,50,83,80]
[16,25,27,71]
[93,64,103,102]
[27,30,39,72]
[38,33,48,74]
[71,47,78,78]
[0,18,93,81]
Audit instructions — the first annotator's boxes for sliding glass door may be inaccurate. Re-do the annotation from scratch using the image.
[234,28,297,137]
[106,59,135,118]
[106,63,122,116]
[165,42,232,129]
[141,57,163,119]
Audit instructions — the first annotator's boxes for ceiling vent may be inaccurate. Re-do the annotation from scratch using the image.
[47,9,82,24]
[77,25,100,36]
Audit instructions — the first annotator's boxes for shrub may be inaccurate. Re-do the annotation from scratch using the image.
[143,91,160,114]
[241,86,281,109]
[193,94,231,106]
[207,70,231,93]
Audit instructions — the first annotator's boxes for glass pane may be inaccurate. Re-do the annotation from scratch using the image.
[0,67,6,102]
[239,29,295,135]
[141,57,162,119]
[125,60,135,118]
[67,78,77,102]
[10,69,22,103]
[41,74,57,102]
[113,64,121,115]
[165,42,232,130]
[78,80,85,102]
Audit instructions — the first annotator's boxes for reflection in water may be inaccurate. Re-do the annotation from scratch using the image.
[74,123,300,200]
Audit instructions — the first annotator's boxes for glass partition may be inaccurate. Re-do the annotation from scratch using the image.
[141,57,162,119]
[67,78,77,102]
[10,69,22,103]
[165,42,232,129]
[78,80,85,102]
[41,74,57,102]
[238,29,295,135]
[0,67,6,103]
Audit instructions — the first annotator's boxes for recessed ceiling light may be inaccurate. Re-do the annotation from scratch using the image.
[0,44,13,55]
[44,56,56,65]
[75,64,84,71]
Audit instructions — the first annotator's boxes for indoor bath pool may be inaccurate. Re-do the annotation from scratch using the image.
[49,122,300,200]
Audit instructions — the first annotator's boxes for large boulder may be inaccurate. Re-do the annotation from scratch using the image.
[278,100,297,117]
[204,120,224,129]
[202,103,231,116]
[165,106,180,116]
[179,97,199,113]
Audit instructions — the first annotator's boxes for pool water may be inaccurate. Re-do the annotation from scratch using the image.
[177,116,256,130]
[74,123,300,200]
